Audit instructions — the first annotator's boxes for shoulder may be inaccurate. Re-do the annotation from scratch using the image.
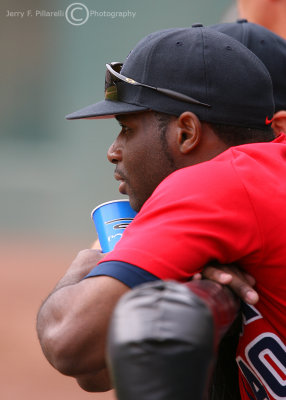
[156,139,285,197]
[152,150,240,202]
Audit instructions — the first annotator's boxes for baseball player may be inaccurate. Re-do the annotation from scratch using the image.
[37,25,286,399]
[210,19,286,135]
[237,0,286,39]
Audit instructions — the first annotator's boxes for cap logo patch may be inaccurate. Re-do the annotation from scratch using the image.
[265,116,274,125]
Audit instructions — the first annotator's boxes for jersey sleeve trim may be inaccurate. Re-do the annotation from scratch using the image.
[83,260,160,288]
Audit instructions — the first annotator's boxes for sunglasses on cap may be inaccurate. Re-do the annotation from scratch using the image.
[105,62,211,108]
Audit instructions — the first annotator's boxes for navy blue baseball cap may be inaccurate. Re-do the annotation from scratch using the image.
[210,19,286,113]
[66,25,274,129]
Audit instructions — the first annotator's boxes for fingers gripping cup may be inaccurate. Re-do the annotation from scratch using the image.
[91,200,137,253]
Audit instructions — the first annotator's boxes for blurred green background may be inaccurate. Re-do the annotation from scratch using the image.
[1,0,237,244]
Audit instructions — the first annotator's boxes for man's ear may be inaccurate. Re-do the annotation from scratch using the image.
[271,111,286,136]
[176,112,202,154]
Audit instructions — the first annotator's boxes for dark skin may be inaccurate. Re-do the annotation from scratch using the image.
[110,111,229,211]
[37,111,259,392]
[110,111,178,211]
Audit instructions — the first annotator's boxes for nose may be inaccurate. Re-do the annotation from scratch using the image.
[107,139,122,164]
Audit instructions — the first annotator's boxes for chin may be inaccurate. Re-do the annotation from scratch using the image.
[128,197,142,213]
[128,189,150,212]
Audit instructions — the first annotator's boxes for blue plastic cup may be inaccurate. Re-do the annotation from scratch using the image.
[91,199,137,253]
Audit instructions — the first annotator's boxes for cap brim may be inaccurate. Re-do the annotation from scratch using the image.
[66,99,148,120]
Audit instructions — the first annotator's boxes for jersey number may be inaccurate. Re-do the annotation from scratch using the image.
[238,333,286,399]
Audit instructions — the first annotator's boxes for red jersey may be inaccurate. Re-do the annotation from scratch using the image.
[101,134,286,399]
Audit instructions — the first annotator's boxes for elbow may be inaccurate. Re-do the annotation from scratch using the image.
[38,326,104,377]
[36,285,110,378]
[36,307,80,376]
[48,343,81,376]
[38,329,77,376]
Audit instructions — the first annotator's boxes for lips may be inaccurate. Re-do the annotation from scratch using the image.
[114,172,127,194]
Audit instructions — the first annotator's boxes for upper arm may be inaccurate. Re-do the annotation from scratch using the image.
[39,275,129,376]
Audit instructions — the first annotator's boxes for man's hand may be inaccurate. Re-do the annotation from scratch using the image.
[193,265,259,305]
[53,248,105,291]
